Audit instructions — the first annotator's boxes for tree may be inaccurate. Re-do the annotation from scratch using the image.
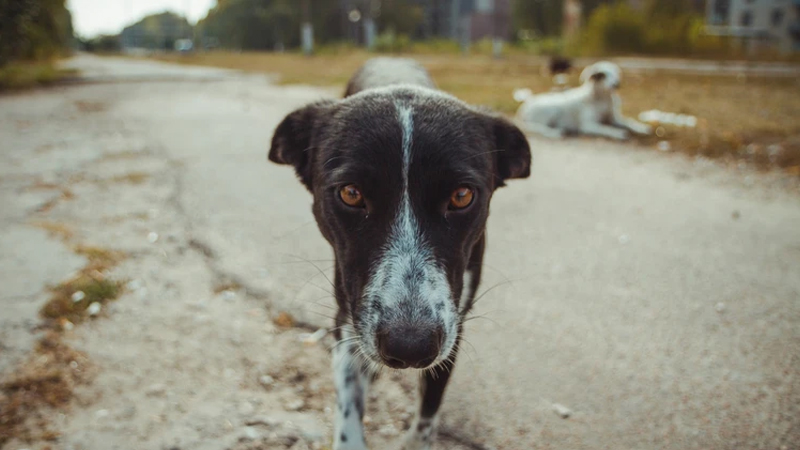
[0,0,74,66]
[198,0,303,50]
[120,12,192,50]
[512,0,564,39]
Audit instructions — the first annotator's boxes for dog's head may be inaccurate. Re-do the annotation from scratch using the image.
[269,86,531,370]
[580,61,622,91]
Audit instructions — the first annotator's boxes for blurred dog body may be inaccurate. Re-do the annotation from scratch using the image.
[516,61,652,140]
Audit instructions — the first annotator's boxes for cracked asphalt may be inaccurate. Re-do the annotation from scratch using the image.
[1,54,799,450]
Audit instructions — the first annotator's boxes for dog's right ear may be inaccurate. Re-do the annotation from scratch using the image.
[269,100,336,191]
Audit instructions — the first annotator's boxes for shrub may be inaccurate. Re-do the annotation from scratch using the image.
[581,2,647,55]
[410,38,461,54]
[373,29,412,53]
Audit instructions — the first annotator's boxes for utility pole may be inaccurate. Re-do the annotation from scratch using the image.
[363,0,378,51]
[301,0,314,55]
[492,0,503,59]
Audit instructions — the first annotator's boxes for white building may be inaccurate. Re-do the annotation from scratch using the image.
[706,0,800,53]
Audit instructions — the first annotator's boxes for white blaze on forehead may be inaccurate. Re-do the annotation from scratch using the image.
[359,102,458,366]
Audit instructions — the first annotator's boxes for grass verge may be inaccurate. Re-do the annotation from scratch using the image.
[152,51,800,175]
[0,61,77,92]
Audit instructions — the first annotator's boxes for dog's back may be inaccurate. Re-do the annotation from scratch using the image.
[344,57,436,97]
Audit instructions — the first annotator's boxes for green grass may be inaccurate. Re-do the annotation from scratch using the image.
[0,61,77,92]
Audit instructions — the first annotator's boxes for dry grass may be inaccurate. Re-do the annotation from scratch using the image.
[74,100,107,113]
[73,245,126,271]
[153,51,800,174]
[30,221,75,242]
[26,181,76,213]
[0,332,92,445]
[96,150,147,161]
[106,171,150,185]
[213,281,242,294]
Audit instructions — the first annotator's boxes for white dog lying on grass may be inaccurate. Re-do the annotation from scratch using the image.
[515,61,652,140]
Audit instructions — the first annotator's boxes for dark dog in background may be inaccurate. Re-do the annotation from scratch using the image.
[268,57,531,450]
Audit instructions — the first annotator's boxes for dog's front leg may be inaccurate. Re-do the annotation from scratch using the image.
[611,95,652,135]
[398,350,458,450]
[580,122,629,140]
[333,334,373,450]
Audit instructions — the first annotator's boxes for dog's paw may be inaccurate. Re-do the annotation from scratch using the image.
[611,129,630,140]
[634,123,653,135]
[396,421,436,450]
[334,440,369,450]
[397,436,433,450]
[333,433,368,450]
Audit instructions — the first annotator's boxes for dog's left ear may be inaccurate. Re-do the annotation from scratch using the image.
[269,100,336,191]
[590,72,606,82]
[490,116,532,187]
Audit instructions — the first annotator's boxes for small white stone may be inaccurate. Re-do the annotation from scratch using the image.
[238,401,255,416]
[145,384,167,397]
[87,302,101,316]
[285,399,305,411]
[715,302,726,313]
[95,409,110,419]
[553,403,572,419]
[657,140,671,152]
[71,291,85,302]
[378,424,399,436]
[147,232,159,243]
[221,290,236,301]
[618,234,630,245]
[259,375,274,386]
[240,426,259,441]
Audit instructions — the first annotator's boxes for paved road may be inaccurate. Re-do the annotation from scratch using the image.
[2,54,799,450]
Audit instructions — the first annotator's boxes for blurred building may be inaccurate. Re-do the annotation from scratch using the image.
[463,0,512,41]
[706,0,800,53]
[356,0,512,42]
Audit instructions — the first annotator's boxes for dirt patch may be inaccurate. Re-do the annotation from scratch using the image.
[74,100,107,113]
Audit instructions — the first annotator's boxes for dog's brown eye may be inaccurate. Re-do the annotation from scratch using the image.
[449,187,474,210]
[339,185,365,208]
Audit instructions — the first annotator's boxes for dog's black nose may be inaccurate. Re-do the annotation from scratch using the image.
[377,324,443,369]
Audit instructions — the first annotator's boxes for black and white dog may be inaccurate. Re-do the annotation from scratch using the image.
[268,57,531,450]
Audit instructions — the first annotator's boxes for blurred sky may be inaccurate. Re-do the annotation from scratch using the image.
[68,0,217,37]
